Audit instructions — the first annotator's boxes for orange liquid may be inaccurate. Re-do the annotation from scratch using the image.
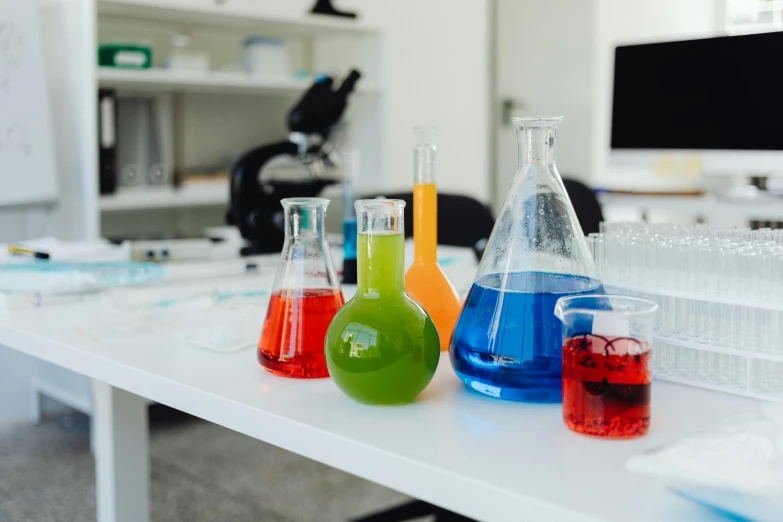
[258,288,344,378]
[405,183,462,351]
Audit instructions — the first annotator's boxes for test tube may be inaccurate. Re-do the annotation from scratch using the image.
[340,150,360,285]
[586,235,597,271]
[735,356,748,389]
[715,353,732,385]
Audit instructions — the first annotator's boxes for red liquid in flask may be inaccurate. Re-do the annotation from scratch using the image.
[258,288,345,378]
[562,335,651,438]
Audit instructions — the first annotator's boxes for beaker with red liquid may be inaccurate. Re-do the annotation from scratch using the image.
[555,295,657,438]
[258,198,344,378]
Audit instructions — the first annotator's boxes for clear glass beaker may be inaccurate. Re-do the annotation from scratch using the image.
[325,199,440,405]
[258,198,344,378]
[449,116,603,402]
[405,127,462,351]
[554,295,657,438]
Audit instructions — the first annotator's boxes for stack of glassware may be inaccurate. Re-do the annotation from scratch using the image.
[587,222,783,400]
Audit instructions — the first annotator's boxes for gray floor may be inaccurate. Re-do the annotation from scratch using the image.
[0,407,419,522]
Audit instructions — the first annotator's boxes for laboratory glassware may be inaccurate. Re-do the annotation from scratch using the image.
[589,223,783,401]
[404,127,462,351]
[450,116,603,402]
[341,150,359,284]
[555,295,657,438]
[258,198,344,378]
[325,199,440,405]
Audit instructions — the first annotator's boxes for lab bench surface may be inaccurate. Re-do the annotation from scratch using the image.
[0,252,759,522]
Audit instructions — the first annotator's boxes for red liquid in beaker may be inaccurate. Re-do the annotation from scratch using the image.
[562,335,651,438]
[258,288,345,378]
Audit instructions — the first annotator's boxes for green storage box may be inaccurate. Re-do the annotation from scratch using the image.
[98,43,152,69]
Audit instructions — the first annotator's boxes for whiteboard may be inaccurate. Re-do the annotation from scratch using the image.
[0,0,58,206]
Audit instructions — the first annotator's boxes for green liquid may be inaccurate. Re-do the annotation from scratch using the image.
[325,233,440,405]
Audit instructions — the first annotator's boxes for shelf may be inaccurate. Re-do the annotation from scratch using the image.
[653,335,783,363]
[97,0,380,36]
[653,373,779,402]
[99,183,228,211]
[97,67,381,95]
[605,283,783,313]
[598,193,783,221]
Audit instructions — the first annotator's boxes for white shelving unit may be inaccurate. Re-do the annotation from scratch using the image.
[97,67,381,95]
[99,182,229,211]
[598,192,783,222]
[97,0,380,35]
[89,0,384,229]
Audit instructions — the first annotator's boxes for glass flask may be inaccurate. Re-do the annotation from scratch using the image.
[405,128,462,352]
[555,295,657,438]
[258,198,345,378]
[324,199,440,405]
[449,116,603,402]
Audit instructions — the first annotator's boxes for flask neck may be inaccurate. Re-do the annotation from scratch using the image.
[357,232,405,294]
[284,204,326,244]
[413,183,437,264]
[274,198,340,294]
[354,199,407,296]
[517,124,558,167]
[413,127,436,185]
[413,127,437,264]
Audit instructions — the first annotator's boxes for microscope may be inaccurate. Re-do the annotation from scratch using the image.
[227,70,361,255]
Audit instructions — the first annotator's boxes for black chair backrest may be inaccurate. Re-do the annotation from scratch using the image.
[562,178,603,235]
[377,180,601,251]
[375,192,495,249]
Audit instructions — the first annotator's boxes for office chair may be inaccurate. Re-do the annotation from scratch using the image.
[562,178,604,235]
[378,192,495,247]
[373,192,495,261]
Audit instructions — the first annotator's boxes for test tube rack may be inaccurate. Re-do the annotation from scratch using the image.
[589,223,783,402]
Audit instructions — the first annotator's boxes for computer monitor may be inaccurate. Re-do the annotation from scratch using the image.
[610,32,783,177]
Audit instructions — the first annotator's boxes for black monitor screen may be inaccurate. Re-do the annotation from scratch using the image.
[611,32,783,151]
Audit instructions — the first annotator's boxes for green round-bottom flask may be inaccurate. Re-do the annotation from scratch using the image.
[325,200,440,405]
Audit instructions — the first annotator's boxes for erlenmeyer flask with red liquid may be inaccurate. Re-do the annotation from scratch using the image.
[258,198,344,378]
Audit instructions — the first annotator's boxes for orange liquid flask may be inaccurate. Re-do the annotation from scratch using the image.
[405,128,462,351]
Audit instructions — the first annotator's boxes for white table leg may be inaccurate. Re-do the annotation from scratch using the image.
[92,380,150,522]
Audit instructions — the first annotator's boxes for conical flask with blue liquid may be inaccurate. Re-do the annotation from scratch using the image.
[449,116,603,402]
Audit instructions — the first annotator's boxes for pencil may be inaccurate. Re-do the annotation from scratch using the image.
[8,245,50,260]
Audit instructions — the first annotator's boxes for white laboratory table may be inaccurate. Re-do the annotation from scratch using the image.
[0,255,762,522]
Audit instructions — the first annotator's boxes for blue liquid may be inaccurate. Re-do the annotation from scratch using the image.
[343,218,357,261]
[449,271,602,402]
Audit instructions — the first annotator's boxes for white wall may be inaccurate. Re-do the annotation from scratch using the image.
[363,0,491,200]
[591,0,723,187]
[494,0,595,208]
[0,0,92,244]
[261,0,492,200]
[492,0,723,193]
[0,0,99,243]
[0,0,99,426]
[41,0,99,240]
